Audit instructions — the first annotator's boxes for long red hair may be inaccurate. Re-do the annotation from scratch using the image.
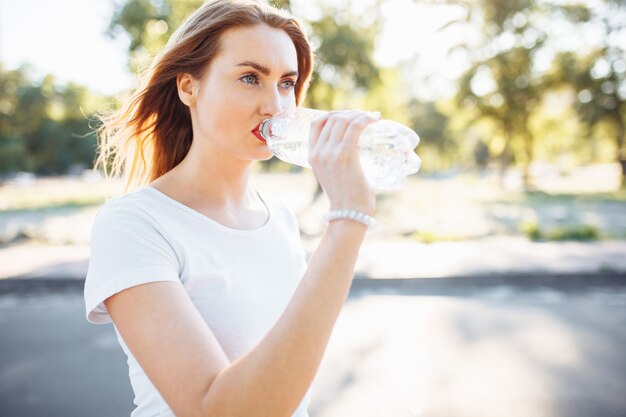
[95,0,314,192]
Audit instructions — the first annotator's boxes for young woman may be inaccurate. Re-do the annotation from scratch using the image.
[84,1,379,416]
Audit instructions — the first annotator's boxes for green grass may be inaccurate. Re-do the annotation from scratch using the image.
[1,171,623,243]
[499,189,626,204]
[408,230,466,244]
[0,198,105,215]
[0,177,119,212]
[521,222,542,241]
[521,221,600,241]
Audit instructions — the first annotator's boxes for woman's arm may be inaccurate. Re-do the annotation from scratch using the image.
[105,220,366,417]
[204,220,367,416]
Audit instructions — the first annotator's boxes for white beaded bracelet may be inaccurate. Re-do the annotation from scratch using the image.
[323,209,377,228]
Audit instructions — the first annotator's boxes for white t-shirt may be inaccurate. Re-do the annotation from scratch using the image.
[84,185,311,417]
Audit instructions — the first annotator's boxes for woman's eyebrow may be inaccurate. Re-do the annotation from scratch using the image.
[236,61,298,78]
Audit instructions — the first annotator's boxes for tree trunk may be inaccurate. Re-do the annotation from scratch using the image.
[499,130,513,188]
[522,131,534,191]
[614,111,626,189]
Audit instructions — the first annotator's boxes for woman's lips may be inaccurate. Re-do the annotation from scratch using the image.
[252,123,266,143]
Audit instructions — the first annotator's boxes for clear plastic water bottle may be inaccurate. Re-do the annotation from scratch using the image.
[260,108,421,190]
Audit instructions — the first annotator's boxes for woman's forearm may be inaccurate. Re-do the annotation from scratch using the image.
[203,220,367,417]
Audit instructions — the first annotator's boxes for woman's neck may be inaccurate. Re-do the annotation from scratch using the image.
[154,143,256,211]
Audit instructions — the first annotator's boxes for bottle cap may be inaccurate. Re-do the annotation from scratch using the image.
[259,119,272,141]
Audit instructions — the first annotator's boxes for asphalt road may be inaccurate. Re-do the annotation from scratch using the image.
[1,278,626,417]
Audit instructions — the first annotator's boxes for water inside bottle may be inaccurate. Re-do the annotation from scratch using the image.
[267,139,312,168]
[359,138,411,189]
[268,135,419,189]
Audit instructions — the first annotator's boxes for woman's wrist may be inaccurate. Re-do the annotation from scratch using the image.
[324,209,377,229]
[329,200,375,218]
[325,218,369,238]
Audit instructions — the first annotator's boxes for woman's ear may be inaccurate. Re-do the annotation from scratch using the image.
[177,73,198,107]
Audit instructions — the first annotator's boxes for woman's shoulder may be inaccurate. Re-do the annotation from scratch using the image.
[93,187,161,226]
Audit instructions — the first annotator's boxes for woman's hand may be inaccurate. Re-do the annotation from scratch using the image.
[307,110,379,216]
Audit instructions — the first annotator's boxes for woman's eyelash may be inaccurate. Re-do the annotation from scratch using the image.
[239,73,296,89]
[240,73,259,84]
[281,79,296,89]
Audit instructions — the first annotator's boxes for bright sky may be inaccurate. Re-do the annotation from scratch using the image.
[0,0,464,97]
[0,0,135,95]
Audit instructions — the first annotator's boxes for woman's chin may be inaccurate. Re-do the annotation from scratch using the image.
[257,152,275,162]
[250,147,275,162]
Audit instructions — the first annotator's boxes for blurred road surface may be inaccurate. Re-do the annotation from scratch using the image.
[1,280,625,417]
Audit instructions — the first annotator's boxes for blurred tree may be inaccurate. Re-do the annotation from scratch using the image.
[304,4,382,110]
[406,99,453,171]
[446,0,625,187]
[0,64,29,173]
[0,64,101,176]
[107,0,195,73]
[526,89,590,170]
[447,0,548,188]
[269,0,291,8]
[549,0,626,187]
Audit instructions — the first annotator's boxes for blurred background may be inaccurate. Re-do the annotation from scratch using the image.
[1,0,625,416]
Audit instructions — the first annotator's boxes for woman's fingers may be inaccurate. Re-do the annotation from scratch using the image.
[316,111,360,146]
[308,114,328,153]
[308,110,380,167]
[307,110,378,215]
[340,112,380,149]
[310,112,343,162]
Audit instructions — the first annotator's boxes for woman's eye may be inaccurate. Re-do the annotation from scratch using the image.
[240,74,258,84]
[281,79,296,89]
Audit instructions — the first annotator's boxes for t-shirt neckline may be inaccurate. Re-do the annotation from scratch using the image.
[138,185,272,236]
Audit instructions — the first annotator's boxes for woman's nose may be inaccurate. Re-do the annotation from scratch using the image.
[260,86,283,116]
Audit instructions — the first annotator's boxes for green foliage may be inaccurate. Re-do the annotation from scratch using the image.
[547,225,599,241]
[448,0,625,186]
[107,0,203,72]
[409,230,465,244]
[0,136,26,172]
[548,1,626,186]
[520,221,540,240]
[297,3,383,112]
[405,99,454,171]
[0,64,103,177]
[452,0,549,185]
[269,0,291,10]
[521,221,599,241]
[309,12,380,88]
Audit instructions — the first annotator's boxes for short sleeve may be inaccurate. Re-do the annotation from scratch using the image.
[84,200,181,324]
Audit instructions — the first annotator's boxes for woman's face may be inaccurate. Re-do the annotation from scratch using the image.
[185,24,299,162]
